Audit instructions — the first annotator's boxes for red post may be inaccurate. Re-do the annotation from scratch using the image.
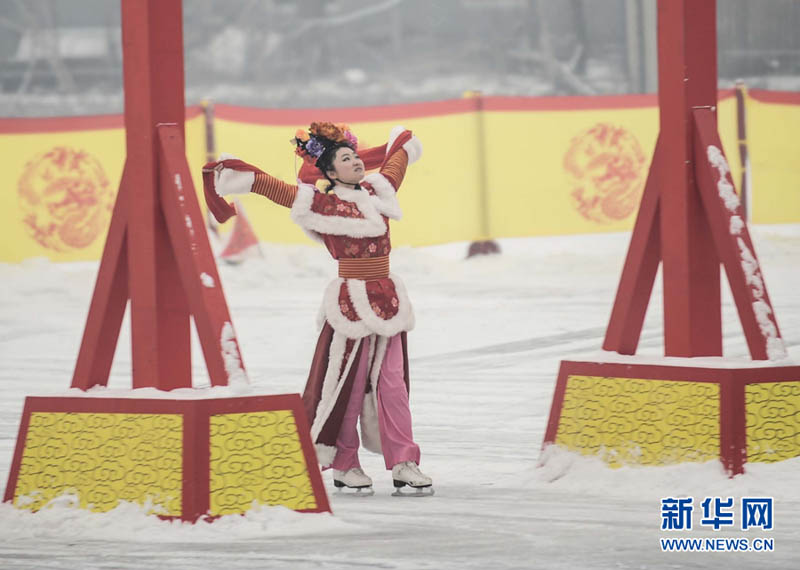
[604,0,786,361]
[201,100,221,238]
[656,0,721,357]
[72,0,246,390]
[465,91,500,258]
[718,374,746,476]
[734,82,750,222]
[602,138,662,354]
[71,172,130,390]
[121,0,191,388]
[202,100,216,164]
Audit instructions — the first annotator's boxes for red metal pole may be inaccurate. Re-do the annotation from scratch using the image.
[465,91,500,258]
[735,81,750,222]
[656,0,722,357]
[122,0,191,389]
[201,99,221,237]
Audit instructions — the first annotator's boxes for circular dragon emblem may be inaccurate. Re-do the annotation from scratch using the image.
[563,124,647,224]
[18,147,113,252]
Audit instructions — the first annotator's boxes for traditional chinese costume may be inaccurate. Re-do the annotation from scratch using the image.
[203,128,423,469]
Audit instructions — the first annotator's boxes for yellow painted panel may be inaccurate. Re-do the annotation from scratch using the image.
[484,108,657,238]
[209,410,316,514]
[1,130,124,262]
[14,412,183,514]
[746,96,800,224]
[556,375,720,467]
[717,95,743,201]
[3,94,797,262]
[746,381,800,463]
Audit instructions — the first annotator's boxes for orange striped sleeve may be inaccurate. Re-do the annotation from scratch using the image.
[379,149,409,191]
[251,172,298,208]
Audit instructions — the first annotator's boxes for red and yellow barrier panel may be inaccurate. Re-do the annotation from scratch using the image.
[0,108,206,263]
[745,89,800,225]
[4,394,330,519]
[2,90,799,262]
[543,361,800,474]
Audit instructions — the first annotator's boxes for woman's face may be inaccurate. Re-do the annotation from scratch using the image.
[327,147,364,185]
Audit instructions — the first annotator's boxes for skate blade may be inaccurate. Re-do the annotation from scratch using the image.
[391,486,435,498]
[334,486,375,497]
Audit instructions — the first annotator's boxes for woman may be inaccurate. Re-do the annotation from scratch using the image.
[203,122,432,496]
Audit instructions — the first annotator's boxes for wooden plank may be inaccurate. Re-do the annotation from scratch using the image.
[656,0,721,357]
[71,165,130,390]
[693,108,787,360]
[158,124,247,386]
[121,0,189,388]
[603,138,662,354]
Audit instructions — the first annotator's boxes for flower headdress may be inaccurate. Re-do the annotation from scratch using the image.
[293,121,358,166]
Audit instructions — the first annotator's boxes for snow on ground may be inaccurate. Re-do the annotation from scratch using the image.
[1,225,798,569]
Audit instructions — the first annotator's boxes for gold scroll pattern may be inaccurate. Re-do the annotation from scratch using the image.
[209,410,317,514]
[746,381,800,463]
[555,376,720,467]
[14,412,183,514]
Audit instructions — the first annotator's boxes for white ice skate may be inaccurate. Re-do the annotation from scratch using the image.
[391,461,435,497]
[332,467,374,496]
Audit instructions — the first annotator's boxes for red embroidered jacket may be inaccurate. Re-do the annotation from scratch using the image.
[251,151,414,339]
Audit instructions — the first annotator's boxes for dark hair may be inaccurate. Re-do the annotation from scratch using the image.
[316,142,355,192]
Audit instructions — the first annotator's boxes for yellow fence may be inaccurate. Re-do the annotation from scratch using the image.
[1,90,798,262]
[0,109,207,263]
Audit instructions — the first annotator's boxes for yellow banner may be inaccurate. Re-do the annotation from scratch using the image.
[0,112,207,263]
[1,92,797,262]
[746,90,800,224]
[2,124,124,263]
[213,106,484,247]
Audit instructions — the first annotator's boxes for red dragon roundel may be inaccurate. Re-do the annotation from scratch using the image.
[563,124,647,224]
[18,147,113,252]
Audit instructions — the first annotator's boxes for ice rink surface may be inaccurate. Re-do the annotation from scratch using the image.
[1,226,798,569]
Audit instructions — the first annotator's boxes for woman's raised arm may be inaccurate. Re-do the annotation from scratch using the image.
[376,126,422,192]
[251,171,297,208]
[203,155,297,222]
[379,149,409,191]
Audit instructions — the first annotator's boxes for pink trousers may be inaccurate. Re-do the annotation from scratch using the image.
[331,334,421,471]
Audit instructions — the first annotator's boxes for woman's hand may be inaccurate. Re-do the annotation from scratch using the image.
[386,126,422,165]
[214,153,256,196]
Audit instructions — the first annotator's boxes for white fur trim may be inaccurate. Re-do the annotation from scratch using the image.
[369,335,389,394]
[217,169,254,196]
[289,184,325,243]
[347,274,415,336]
[386,126,422,165]
[363,173,402,220]
[315,443,337,467]
[291,184,388,239]
[319,274,415,339]
[360,394,381,455]
[310,334,362,443]
[319,278,370,338]
[360,335,389,454]
[301,227,325,244]
[386,125,407,152]
[403,136,423,165]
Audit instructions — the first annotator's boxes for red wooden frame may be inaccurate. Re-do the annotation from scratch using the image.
[3,394,331,519]
[603,0,787,360]
[9,1,327,521]
[543,360,800,475]
[71,0,244,390]
[692,109,785,360]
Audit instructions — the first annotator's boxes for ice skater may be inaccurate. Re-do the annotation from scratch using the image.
[203,122,433,497]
